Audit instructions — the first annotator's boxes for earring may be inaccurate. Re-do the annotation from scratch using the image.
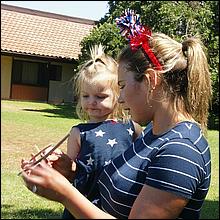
[151,86,155,92]
[149,87,155,94]
[148,87,155,108]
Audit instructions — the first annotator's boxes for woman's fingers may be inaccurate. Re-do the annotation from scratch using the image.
[21,160,72,203]
[21,159,32,169]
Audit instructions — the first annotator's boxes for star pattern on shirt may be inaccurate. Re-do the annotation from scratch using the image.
[127,128,134,136]
[95,129,106,137]
[87,156,94,165]
[104,160,111,166]
[107,138,118,147]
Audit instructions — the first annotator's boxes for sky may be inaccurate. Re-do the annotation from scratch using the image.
[1,1,109,21]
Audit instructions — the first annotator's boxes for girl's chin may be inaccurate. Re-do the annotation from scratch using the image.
[130,117,140,124]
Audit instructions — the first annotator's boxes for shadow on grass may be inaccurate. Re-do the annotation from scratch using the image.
[1,200,219,219]
[200,199,219,219]
[1,205,63,219]
[22,104,79,119]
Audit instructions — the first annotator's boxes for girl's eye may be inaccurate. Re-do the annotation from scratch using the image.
[82,95,89,98]
[96,96,106,99]
[119,85,125,89]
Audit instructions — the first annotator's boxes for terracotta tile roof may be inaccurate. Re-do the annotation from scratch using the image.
[1,4,96,60]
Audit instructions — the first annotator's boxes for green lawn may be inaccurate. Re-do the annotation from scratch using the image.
[1,100,219,219]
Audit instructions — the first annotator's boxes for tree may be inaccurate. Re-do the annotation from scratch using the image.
[78,22,125,65]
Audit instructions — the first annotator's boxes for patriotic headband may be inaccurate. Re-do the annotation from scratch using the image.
[115,9,162,70]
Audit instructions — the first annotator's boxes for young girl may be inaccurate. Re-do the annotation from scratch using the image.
[64,44,143,218]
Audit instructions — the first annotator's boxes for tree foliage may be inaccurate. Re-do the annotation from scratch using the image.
[77,1,219,124]
[78,22,126,64]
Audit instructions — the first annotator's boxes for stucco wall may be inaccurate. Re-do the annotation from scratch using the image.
[1,55,12,99]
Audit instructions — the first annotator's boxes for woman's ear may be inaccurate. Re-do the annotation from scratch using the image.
[145,69,160,89]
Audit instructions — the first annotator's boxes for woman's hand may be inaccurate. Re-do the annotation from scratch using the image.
[21,153,38,175]
[20,144,76,182]
[21,160,73,203]
[21,160,115,219]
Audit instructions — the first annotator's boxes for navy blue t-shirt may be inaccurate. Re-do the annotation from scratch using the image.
[98,121,211,219]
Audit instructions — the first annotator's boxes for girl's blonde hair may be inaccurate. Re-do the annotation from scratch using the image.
[74,44,127,121]
[118,33,212,133]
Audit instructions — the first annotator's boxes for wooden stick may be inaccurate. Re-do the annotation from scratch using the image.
[18,133,70,176]
[34,144,40,153]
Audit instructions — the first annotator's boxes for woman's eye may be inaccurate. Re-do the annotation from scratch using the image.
[119,85,125,89]
[82,95,89,98]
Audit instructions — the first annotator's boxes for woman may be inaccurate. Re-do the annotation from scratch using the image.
[21,10,212,219]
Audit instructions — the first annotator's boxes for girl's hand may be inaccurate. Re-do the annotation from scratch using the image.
[21,160,72,203]
[21,152,37,169]
[51,153,76,181]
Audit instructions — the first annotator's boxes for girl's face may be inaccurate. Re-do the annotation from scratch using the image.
[118,61,153,125]
[80,79,115,122]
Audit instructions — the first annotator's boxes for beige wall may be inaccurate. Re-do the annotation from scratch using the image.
[1,55,12,99]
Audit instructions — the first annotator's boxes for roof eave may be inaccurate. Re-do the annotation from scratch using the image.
[1,50,78,64]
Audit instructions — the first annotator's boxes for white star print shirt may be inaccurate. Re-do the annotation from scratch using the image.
[70,120,135,211]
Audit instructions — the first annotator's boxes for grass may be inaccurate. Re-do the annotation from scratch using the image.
[1,100,219,219]
[1,100,80,219]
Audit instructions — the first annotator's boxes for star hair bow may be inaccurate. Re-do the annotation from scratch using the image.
[116,9,162,70]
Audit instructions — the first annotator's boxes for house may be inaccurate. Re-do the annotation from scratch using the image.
[1,3,96,103]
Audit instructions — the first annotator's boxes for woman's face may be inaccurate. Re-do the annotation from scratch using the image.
[118,61,153,125]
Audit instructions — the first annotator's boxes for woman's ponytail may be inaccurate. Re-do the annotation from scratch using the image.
[182,37,212,132]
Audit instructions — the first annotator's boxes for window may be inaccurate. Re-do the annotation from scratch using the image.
[11,60,62,86]
[11,60,22,83]
[38,63,49,86]
[22,62,38,84]
[49,64,62,81]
